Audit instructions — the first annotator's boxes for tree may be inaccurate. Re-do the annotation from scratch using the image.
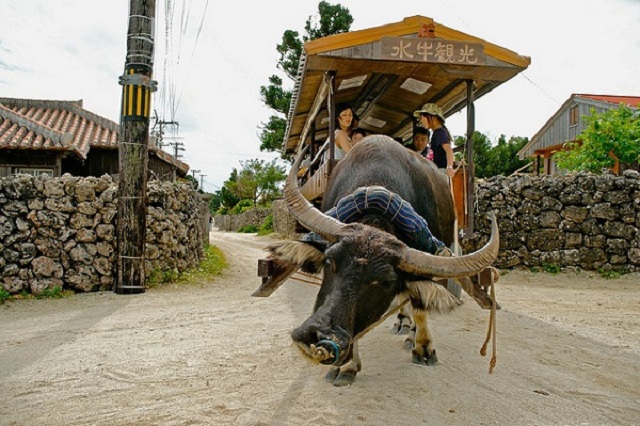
[209,190,222,213]
[226,159,287,208]
[554,104,640,174]
[219,169,241,212]
[258,2,353,155]
[482,135,530,178]
[453,132,530,178]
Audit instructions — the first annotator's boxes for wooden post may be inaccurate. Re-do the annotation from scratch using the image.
[327,71,336,163]
[465,79,475,236]
[116,0,157,294]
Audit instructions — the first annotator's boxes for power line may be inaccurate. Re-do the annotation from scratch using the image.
[520,72,561,105]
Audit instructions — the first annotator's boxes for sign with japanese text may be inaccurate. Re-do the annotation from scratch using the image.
[380,37,485,65]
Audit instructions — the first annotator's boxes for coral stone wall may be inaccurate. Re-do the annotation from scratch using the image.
[0,174,205,295]
[213,209,271,232]
[461,170,640,272]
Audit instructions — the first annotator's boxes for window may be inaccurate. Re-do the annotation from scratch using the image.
[569,105,579,127]
[14,168,54,177]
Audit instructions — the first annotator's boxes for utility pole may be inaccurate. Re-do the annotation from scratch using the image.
[199,173,206,189]
[152,116,179,147]
[116,0,157,294]
[168,140,185,158]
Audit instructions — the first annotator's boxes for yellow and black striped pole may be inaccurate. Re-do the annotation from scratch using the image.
[120,65,154,121]
[116,0,157,294]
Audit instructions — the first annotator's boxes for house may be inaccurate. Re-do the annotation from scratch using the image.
[517,94,640,175]
[0,97,189,180]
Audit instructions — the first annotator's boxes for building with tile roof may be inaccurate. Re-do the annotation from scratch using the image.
[517,94,640,175]
[0,97,189,180]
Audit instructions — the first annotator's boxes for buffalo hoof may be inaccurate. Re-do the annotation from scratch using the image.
[324,368,340,383]
[391,321,411,335]
[325,367,357,386]
[412,348,438,366]
[332,371,357,387]
[403,337,414,350]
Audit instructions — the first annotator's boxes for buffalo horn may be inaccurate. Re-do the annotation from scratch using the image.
[284,145,345,242]
[398,213,500,278]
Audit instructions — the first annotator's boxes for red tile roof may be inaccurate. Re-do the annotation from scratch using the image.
[575,94,640,107]
[0,97,189,174]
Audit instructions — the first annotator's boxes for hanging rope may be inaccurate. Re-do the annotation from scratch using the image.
[479,271,498,373]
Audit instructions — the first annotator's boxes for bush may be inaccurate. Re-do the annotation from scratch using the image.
[238,224,258,233]
[230,199,254,215]
[258,213,274,235]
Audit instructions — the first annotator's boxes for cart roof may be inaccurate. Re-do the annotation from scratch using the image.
[283,15,531,154]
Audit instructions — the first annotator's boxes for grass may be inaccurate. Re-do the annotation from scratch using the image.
[147,244,228,287]
[597,268,622,279]
[1,286,73,303]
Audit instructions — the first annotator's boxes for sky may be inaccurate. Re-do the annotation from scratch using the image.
[1,0,639,193]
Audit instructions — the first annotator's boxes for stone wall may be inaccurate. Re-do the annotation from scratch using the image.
[215,171,640,273]
[213,209,271,232]
[461,170,640,272]
[0,174,205,295]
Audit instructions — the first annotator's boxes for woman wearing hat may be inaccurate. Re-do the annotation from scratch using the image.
[413,103,455,178]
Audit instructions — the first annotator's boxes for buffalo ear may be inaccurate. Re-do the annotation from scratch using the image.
[265,240,326,273]
[253,241,326,297]
[404,280,462,314]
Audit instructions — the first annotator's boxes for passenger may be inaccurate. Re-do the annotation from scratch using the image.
[351,127,367,144]
[410,126,433,160]
[324,103,354,161]
[413,103,455,178]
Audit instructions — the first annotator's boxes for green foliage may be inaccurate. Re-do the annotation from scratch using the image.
[259,2,353,154]
[259,115,288,153]
[530,263,561,274]
[36,286,65,299]
[188,245,227,278]
[260,75,293,112]
[598,267,622,279]
[453,132,530,178]
[1,286,71,302]
[554,104,640,174]
[542,263,561,275]
[214,170,241,215]
[304,1,353,42]
[148,267,181,286]
[258,213,274,235]
[230,199,254,215]
[225,159,287,208]
[209,191,222,214]
[276,31,304,81]
[238,224,258,233]
[0,287,10,303]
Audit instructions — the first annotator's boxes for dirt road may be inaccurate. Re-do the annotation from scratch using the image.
[1,230,639,426]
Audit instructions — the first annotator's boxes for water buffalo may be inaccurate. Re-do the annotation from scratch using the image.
[256,134,499,386]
